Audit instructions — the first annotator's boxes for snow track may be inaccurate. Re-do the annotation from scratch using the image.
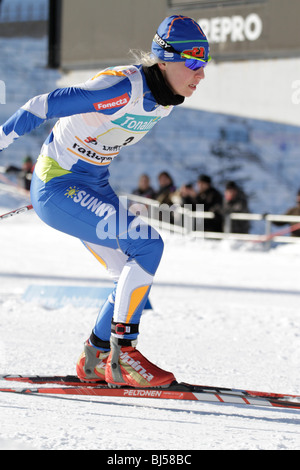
[0,203,300,450]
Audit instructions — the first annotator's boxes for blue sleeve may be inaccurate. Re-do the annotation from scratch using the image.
[2,109,44,136]
[0,73,132,151]
[46,78,132,118]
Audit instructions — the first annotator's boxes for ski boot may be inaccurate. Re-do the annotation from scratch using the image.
[105,322,176,388]
[76,337,110,382]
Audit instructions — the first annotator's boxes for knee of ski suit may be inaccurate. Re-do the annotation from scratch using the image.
[117,229,164,276]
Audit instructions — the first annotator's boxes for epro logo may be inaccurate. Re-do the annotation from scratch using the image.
[93,93,129,111]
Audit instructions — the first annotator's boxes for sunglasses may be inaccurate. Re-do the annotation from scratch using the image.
[153,32,211,71]
[180,52,212,71]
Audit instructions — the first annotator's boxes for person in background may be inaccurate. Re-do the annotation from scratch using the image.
[155,171,176,206]
[180,174,223,232]
[223,181,250,234]
[271,189,300,237]
[5,155,34,190]
[132,173,155,199]
[155,171,177,225]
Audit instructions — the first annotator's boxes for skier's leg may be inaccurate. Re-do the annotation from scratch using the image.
[78,221,175,387]
[82,241,129,347]
[76,242,128,382]
[105,226,176,388]
[31,172,175,386]
[77,235,174,386]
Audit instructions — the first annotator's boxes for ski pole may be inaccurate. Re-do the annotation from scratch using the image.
[255,222,300,243]
[0,204,33,221]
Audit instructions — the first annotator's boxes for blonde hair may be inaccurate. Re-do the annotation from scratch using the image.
[129,49,162,67]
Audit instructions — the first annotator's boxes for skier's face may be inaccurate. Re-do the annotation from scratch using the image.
[158,61,205,97]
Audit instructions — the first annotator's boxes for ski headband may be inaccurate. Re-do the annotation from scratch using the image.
[151,15,211,64]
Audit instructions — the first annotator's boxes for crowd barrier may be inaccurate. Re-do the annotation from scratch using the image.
[123,193,300,246]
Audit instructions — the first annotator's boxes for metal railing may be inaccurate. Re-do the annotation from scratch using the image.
[0,179,298,245]
[124,193,300,245]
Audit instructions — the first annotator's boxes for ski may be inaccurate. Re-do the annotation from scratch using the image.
[0,374,104,386]
[0,374,300,410]
[0,204,33,221]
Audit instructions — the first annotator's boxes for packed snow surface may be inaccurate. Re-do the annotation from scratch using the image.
[0,191,300,450]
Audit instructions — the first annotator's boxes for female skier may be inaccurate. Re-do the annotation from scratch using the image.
[0,15,210,388]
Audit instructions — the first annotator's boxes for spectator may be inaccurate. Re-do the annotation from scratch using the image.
[5,155,34,191]
[272,189,300,237]
[155,171,177,225]
[180,174,223,232]
[223,181,250,234]
[132,174,155,199]
[155,171,176,205]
